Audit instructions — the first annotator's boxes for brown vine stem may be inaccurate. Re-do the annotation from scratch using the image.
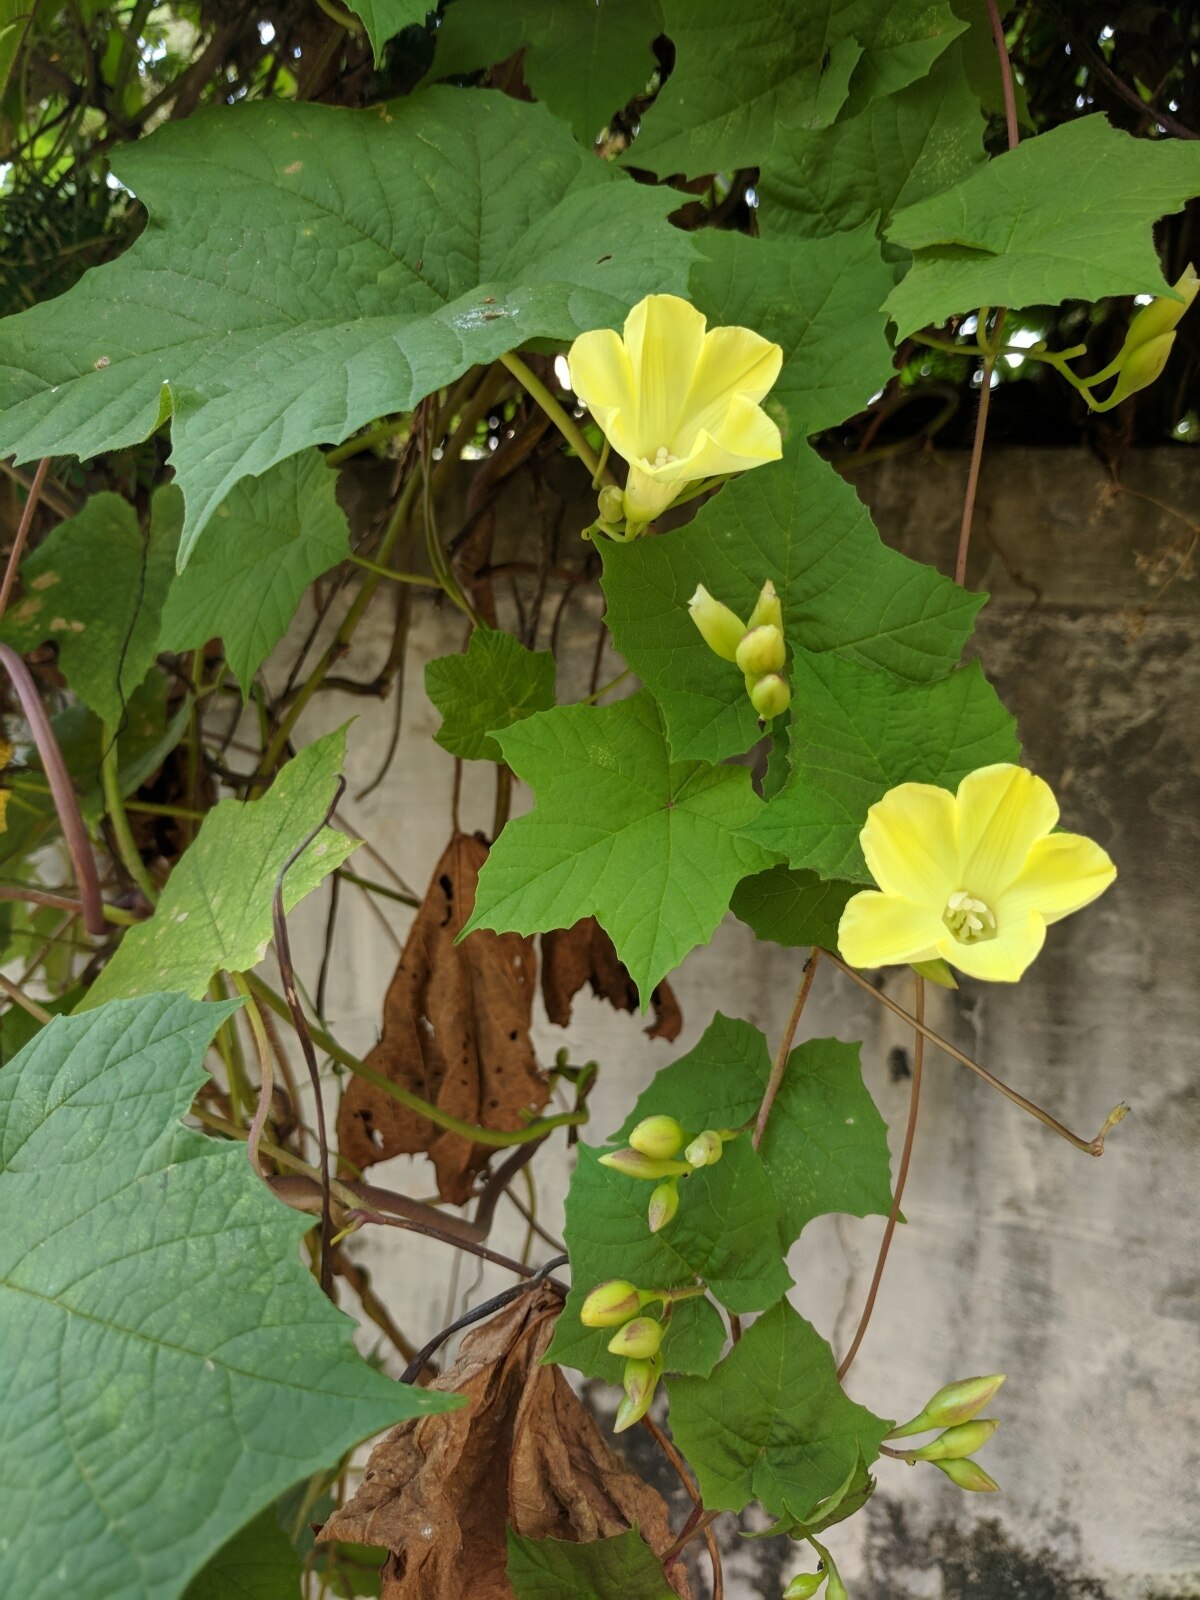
[837,978,925,1382]
[0,456,50,623]
[643,1416,724,1597]
[0,970,52,1023]
[985,0,1019,152]
[663,1507,720,1564]
[825,954,1127,1156]
[752,950,819,1149]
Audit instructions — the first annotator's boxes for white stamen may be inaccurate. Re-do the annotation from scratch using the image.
[943,890,997,944]
[653,445,677,467]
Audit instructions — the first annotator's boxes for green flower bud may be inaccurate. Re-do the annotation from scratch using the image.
[647,1178,680,1233]
[747,577,783,632]
[579,1279,642,1328]
[598,1148,690,1180]
[784,1573,826,1599]
[901,1418,998,1462]
[606,1316,664,1360]
[614,1355,662,1433]
[888,1374,1006,1438]
[735,623,787,677]
[932,1455,1000,1493]
[689,584,747,663]
[597,485,626,525]
[750,673,791,720]
[1124,264,1199,354]
[824,1567,848,1600]
[1096,330,1175,410]
[684,1130,724,1168]
[629,1114,686,1160]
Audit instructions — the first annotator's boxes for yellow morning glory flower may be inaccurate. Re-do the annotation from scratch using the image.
[568,293,783,528]
[837,764,1116,983]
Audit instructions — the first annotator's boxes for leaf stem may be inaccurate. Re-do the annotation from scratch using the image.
[345,551,441,587]
[753,950,819,1149]
[100,728,159,906]
[499,350,612,484]
[0,970,52,1024]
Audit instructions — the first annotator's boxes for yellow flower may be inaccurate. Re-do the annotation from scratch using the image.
[837,764,1116,983]
[568,294,783,527]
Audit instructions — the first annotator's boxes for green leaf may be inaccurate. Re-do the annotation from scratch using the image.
[183,1509,303,1600]
[0,994,457,1600]
[0,485,180,728]
[80,728,357,1008]
[759,45,985,239]
[506,1528,674,1600]
[743,654,1020,880]
[345,0,428,62]
[159,449,349,692]
[600,442,983,763]
[425,627,556,762]
[669,1300,890,1520]
[0,90,694,560]
[840,0,968,114]
[885,115,1200,338]
[731,866,855,953]
[545,1141,788,1383]
[688,223,896,436]
[616,1014,892,1249]
[431,0,662,145]
[629,0,861,178]
[463,691,777,1002]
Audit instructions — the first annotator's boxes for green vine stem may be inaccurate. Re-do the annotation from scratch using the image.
[100,727,159,906]
[499,350,614,485]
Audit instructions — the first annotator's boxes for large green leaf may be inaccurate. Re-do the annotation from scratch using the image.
[0,994,456,1600]
[346,0,428,62]
[759,45,985,239]
[743,654,1019,880]
[688,223,896,437]
[425,626,556,762]
[507,1528,674,1600]
[0,486,180,728]
[545,1141,788,1383]
[669,1300,890,1520]
[0,90,694,561]
[431,0,662,144]
[159,449,348,692]
[463,691,777,1002]
[600,442,983,763]
[182,1509,303,1600]
[731,866,855,953]
[80,729,357,1008]
[885,115,1200,337]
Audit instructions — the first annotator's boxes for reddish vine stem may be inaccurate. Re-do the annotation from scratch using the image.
[0,455,51,623]
[752,950,819,1149]
[663,1507,719,1564]
[644,1416,723,1597]
[343,1208,565,1284]
[0,644,107,936]
[837,979,925,1382]
[985,0,1019,152]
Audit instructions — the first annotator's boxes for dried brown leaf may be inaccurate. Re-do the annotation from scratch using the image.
[337,831,548,1203]
[319,1286,692,1599]
[542,917,683,1042]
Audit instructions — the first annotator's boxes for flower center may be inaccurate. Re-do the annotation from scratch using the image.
[943,889,997,943]
[653,445,678,467]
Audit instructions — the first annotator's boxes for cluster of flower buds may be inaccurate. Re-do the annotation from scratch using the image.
[885,1372,1006,1492]
[687,578,791,722]
[598,1114,736,1233]
[580,1277,691,1431]
[784,1567,848,1600]
[1055,265,1198,413]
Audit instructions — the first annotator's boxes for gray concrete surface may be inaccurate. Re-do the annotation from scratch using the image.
[270,448,1199,1599]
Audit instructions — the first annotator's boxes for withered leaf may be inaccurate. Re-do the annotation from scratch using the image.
[337,831,548,1203]
[541,918,683,1042]
[319,1286,692,1600]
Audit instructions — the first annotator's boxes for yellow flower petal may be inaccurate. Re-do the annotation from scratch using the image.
[860,781,959,903]
[708,393,783,466]
[679,324,783,447]
[838,890,946,969]
[568,327,637,458]
[955,764,1058,899]
[997,831,1116,928]
[940,912,1046,982]
[623,294,707,450]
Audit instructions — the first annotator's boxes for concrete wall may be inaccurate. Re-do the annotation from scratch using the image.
[274,448,1199,1600]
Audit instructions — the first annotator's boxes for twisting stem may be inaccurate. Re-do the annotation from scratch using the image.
[398,1254,567,1384]
[753,951,819,1149]
[0,456,51,624]
[837,978,925,1381]
[826,954,1126,1155]
[499,351,613,485]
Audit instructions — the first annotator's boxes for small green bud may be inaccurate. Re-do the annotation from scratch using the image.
[932,1455,1000,1493]
[597,485,626,524]
[689,584,747,662]
[606,1316,664,1360]
[824,1567,848,1600]
[647,1178,680,1233]
[1124,264,1199,353]
[1098,330,1175,410]
[629,1114,686,1160]
[902,1418,998,1462]
[614,1356,661,1432]
[888,1374,1005,1438]
[598,1148,690,1180]
[684,1130,724,1168]
[784,1573,826,1598]
[750,673,791,720]
[747,577,783,632]
[735,623,787,677]
[579,1279,641,1328]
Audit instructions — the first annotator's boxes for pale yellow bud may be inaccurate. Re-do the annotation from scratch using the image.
[901,1418,998,1462]
[688,584,746,662]
[684,1130,724,1168]
[888,1374,1006,1438]
[628,1114,686,1160]
[750,673,791,719]
[784,1574,826,1598]
[580,1279,641,1328]
[932,1455,1000,1492]
[1124,264,1199,353]
[597,485,626,524]
[747,577,783,632]
[647,1179,680,1233]
[606,1316,664,1359]
[735,623,787,677]
[1097,330,1175,410]
[598,1148,690,1180]
[614,1356,662,1432]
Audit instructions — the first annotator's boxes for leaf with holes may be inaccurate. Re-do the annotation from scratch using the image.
[0,89,694,562]
[0,993,457,1600]
[80,728,356,1008]
[425,628,556,762]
